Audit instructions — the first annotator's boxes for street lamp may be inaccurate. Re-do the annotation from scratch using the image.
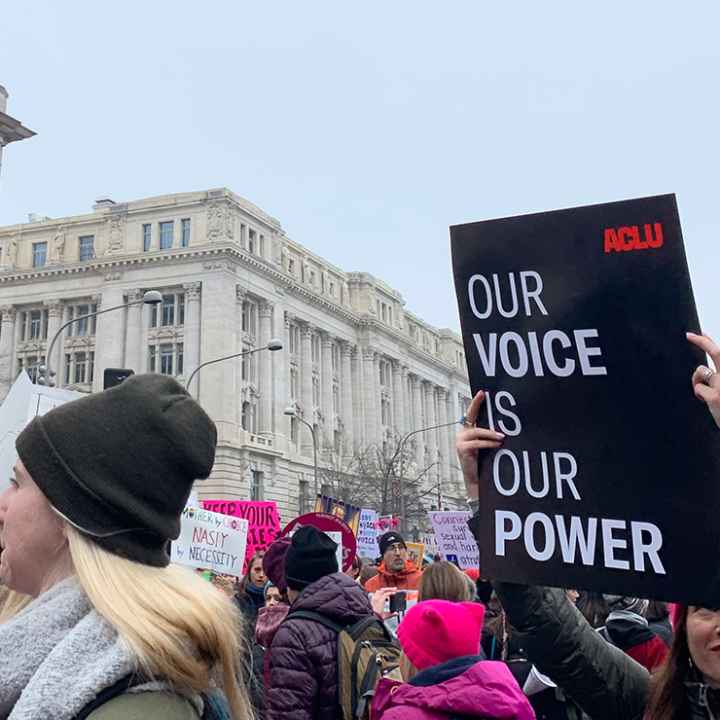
[385,418,464,531]
[38,290,163,387]
[185,339,283,391]
[284,405,319,498]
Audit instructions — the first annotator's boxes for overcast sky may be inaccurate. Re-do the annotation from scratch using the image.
[2,1,719,339]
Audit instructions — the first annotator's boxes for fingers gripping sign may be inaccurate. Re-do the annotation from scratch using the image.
[456,391,505,500]
[687,332,720,429]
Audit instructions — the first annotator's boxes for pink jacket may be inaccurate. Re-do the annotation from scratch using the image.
[371,657,535,720]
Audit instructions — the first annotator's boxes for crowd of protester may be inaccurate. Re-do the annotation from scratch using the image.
[0,330,719,718]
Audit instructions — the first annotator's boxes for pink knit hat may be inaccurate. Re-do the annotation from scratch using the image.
[397,600,486,671]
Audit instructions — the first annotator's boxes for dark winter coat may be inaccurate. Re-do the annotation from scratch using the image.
[265,572,375,720]
[599,610,670,672]
[372,654,535,720]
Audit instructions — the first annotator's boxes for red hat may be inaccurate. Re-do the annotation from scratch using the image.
[397,600,486,671]
[463,568,480,583]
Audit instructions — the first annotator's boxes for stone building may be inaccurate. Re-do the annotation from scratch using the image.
[0,189,471,522]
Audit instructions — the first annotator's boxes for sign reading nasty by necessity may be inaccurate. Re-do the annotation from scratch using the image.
[451,194,720,604]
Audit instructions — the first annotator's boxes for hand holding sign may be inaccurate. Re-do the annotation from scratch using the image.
[688,332,720,429]
[456,391,505,501]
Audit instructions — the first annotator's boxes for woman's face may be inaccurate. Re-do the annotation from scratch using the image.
[687,607,720,685]
[0,460,71,597]
[265,586,282,607]
[250,557,267,588]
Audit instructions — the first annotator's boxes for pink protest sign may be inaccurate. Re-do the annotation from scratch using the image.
[282,512,357,571]
[202,500,281,571]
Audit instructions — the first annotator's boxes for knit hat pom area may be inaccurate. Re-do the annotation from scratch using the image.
[397,600,486,671]
[16,374,217,567]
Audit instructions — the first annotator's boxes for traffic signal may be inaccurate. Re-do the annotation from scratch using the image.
[104,368,135,389]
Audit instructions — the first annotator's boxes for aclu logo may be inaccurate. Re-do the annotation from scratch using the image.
[603,223,664,253]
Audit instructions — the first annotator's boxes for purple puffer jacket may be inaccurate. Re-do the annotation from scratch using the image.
[265,572,374,720]
[372,655,536,720]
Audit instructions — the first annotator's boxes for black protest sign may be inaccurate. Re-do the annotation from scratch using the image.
[451,194,720,605]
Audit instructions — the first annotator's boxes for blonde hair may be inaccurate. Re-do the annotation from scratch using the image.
[66,525,253,720]
[399,651,418,682]
[0,586,32,624]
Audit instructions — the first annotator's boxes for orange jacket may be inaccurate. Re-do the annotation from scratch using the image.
[364,560,423,593]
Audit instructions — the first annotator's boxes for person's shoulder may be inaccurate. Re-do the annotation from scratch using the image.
[364,573,382,592]
[86,691,200,720]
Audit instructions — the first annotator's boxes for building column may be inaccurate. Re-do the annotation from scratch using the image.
[391,360,403,437]
[93,287,125,392]
[436,387,449,483]
[124,289,143,375]
[425,383,438,468]
[300,323,313,455]
[140,303,152,374]
[43,300,63,382]
[411,375,424,467]
[183,282,201,381]
[447,387,461,491]
[273,310,290,439]
[400,365,410,437]
[340,341,354,456]
[198,273,237,441]
[0,306,16,389]
[351,346,363,451]
[258,299,274,433]
[320,332,333,450]
[362,349,378,448]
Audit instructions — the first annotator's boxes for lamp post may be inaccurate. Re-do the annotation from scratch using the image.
[385,418,464,531]
[185,339,283,392]
[284,405,319,498]
[38,290,163,387]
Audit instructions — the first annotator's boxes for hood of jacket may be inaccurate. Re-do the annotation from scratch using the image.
[372,655,535,719]
[290,571,374,624]
[255,603,290,647]
[604,610,656,650]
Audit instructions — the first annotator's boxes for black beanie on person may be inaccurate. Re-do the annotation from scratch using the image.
[15,373,217,567]
[378,531,406,558]
[284,526,339,591]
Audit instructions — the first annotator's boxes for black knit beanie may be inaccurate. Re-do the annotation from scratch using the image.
[15,374,217,567]
[378,531,406,558]
[284,526,338,591]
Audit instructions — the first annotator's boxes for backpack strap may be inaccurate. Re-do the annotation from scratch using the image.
[74,674,144,720]
[289,609,345,633]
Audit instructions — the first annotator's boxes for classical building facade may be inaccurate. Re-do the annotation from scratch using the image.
[0,189,471,523]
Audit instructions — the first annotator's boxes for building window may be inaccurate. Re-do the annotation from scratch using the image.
[67,303,98,337]
[19,355,45,383]
[242,401,257,433]
[142,223,152,252]
[241,300,257,337]
[290,367,299,400]
[332,384,339,414]
[159,221,174,250]
[148,343,184,377]
[290,416,299,444]
[379,359,391,387]
[312,376,320,407]
[151,293,185,328]
[78,235,95,262]
[251,470,263,501]
[287,258,295,275]
[241,350,255,383]
[259,235,265,257]
[32,242,47,268]
[180,218,191,248]
[311,334,320,363]
[29,310,42,340]
[299,479,309,513]
[288,324,299,355]
[248,229,257,254]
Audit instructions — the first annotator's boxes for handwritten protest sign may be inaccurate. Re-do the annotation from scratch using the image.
[356,509,380,559]
[202,499,281,572]
[428,511,480,570]
[0,373,83,493]
[172,507,248,577]
[406,542,425,568]
[452,194,720,603]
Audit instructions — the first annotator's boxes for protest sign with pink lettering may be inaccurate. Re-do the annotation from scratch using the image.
[202,500,281,572]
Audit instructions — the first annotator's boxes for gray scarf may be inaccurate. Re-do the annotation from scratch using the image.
[1,577,139,720]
